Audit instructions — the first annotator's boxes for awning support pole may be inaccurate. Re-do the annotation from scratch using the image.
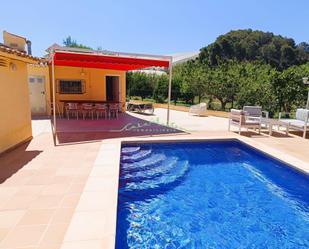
[167,59,172,125]
[52,52,57,144]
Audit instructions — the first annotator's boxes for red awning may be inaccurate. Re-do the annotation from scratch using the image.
[52,51,170,71]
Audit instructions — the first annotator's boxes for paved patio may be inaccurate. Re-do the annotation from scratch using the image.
[0,133,101,249]
[0,109,308,249]
[129,108,230,131]
[54,112,187,144]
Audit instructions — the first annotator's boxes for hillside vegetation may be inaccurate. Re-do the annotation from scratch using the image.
[127,29,309,116]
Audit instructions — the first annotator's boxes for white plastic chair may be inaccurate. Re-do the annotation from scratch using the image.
[95,104,108,119]
[109,103,119,119]
[189,103,207,116]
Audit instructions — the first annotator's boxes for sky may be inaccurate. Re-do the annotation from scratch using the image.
[1,0,309,57]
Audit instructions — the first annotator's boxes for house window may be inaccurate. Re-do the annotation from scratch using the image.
[58,80,85,94]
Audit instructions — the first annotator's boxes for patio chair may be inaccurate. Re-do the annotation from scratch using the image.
[189,102,207,116]
[243,106,269,121]
[95,103,108,119]
[109,103,119,119]
[228,109,261,134]
[81,103,94,120]
[279,108,309,138]
[65,102,79,120]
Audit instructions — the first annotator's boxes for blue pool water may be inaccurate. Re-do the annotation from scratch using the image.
[116,140,309,249]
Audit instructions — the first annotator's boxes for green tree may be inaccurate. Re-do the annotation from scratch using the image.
[63,36,92,49]
[199,29,309,70]
[271,63,309,112]
[126,72,154,100]
[153,75,168,103]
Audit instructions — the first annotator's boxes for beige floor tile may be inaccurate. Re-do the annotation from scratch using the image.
[0,225,46,248]
[60,194,81,208]
[63,211,106,241]
[0,210,26,228]
[90,167,118,178]
[29,195,63,209]
[66,183,85,194]
[51,208,74,224]
[85,177,118,192]
[39,223,69,247]
[16,185,43,196]
[2,195,36,210]
[38,243,61,249]
[26,175,53,185]
[41,183,70,196]
[1,175,30,186]
[51,176,72,184]
[69,175,89,184]
[55,168,77,177]
[18,209,55,226]
[0,228,10,242]
[83,177,107,192]
[101,234,116,249]
[76,192,114,211]
[60,240,104,249]
[0,187,19,198]
[57,167,90,177]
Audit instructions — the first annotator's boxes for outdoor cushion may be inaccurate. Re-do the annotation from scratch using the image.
[281,119,309,128]
[231,109,245,115]
[243,106,262,117]
[244,120,260,125]
[296,109,309,122]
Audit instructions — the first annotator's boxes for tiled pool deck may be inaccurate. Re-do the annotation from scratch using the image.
[0,110,308,249]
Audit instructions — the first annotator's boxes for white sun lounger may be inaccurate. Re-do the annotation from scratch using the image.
[279,108,309,138]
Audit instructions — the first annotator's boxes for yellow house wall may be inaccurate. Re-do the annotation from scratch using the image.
[0,53,32,153]
[51,66,126,112]
[27,64,51,115]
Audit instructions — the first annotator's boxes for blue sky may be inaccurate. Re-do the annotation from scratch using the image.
[1,0,308,56]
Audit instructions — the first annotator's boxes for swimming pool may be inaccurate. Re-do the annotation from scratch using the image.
[116,140,309,248]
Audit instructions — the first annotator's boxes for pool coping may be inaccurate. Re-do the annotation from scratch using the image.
[59,134,309,249]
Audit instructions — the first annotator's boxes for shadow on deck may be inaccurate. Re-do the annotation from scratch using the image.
[0,142,42,184]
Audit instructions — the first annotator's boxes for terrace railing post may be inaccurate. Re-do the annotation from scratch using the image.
[167,59,173,126]
[52,52,57,144]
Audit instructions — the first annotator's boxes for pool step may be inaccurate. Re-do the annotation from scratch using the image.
[124,160,189,191]
[121,149,152,163]
[121,154,166,172]
[121,157,178,181]
[121,146,141,156]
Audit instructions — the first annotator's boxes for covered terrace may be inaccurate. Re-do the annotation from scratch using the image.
[49,48,178,144]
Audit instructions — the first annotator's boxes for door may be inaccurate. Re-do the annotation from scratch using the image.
[28,76,47,115]
[106,76,120,102]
